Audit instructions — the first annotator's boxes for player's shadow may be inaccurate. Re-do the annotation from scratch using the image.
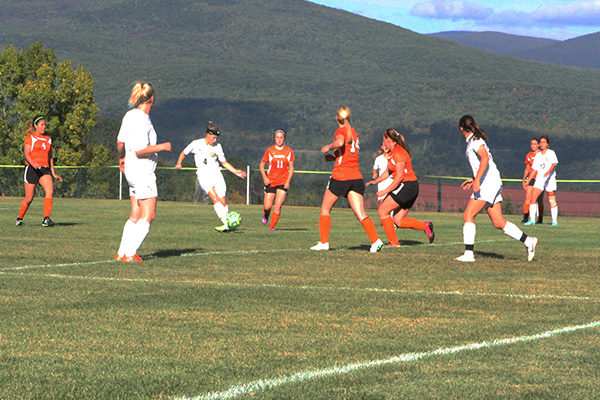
[474,251,505,260]
[348,240,424,251]
[51,222,80,227]
[272,228,308,231]
[149,248,203,258]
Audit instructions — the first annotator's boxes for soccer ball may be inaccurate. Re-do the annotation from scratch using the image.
[226,211,241,228]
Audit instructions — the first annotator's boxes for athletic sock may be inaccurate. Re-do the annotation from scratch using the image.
[117,219,136,257]
[18,202,29,219]
[398,217,426,231]
[551,205,558,223]
[529,203,538,222]
[503,221,525,242]
[269,212,280,229]
[319,215,331,244]
[360,217,380,244]
[523,203,530,213]
[43,198,53,218]
[381,216,399,244]
[127,219,150,257]
[463,222,476,247]
[214,203,229,224]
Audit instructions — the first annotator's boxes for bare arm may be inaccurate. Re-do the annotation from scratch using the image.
[174,151,187,169]
[221,161,247,178]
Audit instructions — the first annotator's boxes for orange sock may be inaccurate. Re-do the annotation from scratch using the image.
[319,215,331,243]
[269,212,280,229]
[18,202,29,219]
[523,203,530,213]
[43,198,53,218]
[399,217,425,231]
[381,216,399,244]
[360,217,379,244]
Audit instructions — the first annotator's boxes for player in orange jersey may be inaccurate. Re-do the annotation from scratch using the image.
[16,115,63,227]
[310,107,383,253]
[521,137,544,223]
[366,129,434,247]
[260,129,295,231]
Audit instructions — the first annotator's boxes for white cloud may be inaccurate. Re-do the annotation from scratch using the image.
[411,0,600,28]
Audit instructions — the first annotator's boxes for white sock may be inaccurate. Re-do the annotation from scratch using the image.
[503,221,524,241]
[463,222,476,245]
[214,203,229,223]
[529,203,537,222]
[117,219,136,256]
[126,219,150,257]
[551,206,558,223]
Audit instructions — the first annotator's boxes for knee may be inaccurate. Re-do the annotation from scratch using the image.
[549,195,557,207]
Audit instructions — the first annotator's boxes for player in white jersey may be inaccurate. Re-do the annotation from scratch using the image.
[115,82,171,263]
[175,122,247,231]
[455,115,538,263]
[372,145,394,203]
[525,135,559,226]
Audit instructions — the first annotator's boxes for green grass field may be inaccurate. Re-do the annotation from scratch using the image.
[1,197,599,399]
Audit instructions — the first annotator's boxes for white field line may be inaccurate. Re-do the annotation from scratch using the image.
[175,320,600,400]
[1,270,598,302]
[0,238,508,272]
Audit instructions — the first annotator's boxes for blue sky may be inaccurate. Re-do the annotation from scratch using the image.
[308,0,600,40]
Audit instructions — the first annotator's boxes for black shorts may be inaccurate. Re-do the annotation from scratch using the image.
[388,180,419,209]
[24,165,51,184]
[528,178,536,187]
[264,184,287,194]
[327,177,365,198]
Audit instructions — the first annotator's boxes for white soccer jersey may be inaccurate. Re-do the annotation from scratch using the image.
[117,108,158,177]
[183,138,226,175]
[465,133,503,204]
[373,153,394,193]
[532,149,558,191]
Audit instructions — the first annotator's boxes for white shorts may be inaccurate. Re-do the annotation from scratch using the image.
[471,177,503,205]
[127,173,158,200]
[533,173,557,192]
[198,172,227,198]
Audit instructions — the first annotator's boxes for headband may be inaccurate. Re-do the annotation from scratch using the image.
[34,116,45,125]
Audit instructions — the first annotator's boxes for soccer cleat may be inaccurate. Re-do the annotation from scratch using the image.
[370,239,384,253]
[114,253,122,260]
[16,217,23,226]
[42,217,55,227]
[524,220,535,226]
[131,254,143,263]
[386,242,401,248]
[268,227,275,231]
[310,241,329,251]
[455,252,475,262]
[120,255,141,263]
[551,222,558,226]
[424,221,435,244]
[262,215,268,225]
[215,224,230,232]
[526,237,538,262]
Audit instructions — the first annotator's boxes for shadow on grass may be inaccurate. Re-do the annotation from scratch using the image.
[474,251,505,260]
[149,248,204,258]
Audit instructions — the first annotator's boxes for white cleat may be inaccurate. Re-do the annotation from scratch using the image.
[455,252,475,262]
[526,237,538,262]
[369,239,384,253]
[310,241,329,251]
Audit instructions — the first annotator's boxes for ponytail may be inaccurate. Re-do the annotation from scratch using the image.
[459,115,487,140]
[128,82,155,108]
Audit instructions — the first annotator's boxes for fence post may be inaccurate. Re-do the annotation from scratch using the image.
[76,168,82,198]
[437,179,442,213]
[246,165,250,205]
[119,170,123,200]
[161,169,166,201]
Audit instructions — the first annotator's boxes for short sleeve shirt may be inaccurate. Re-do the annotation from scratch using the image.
[117,108,158,177]
[24,134,52,167]
[387,145,417,182]
[261,145,295,186]
[183,138,226,175]
[331,126,362,181]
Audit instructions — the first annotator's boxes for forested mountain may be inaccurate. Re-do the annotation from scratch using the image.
[2,0,600,179]
[431,31,600,69]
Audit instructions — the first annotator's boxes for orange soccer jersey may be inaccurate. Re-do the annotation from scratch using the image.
[24,133,53,167]
[262,145,295,186]
[331,126,363,181]
[387,144,417,182]
[525,151,538,179]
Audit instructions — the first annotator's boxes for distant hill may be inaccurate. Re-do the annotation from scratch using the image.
[2,0,600,179]
[430,31,600,69]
